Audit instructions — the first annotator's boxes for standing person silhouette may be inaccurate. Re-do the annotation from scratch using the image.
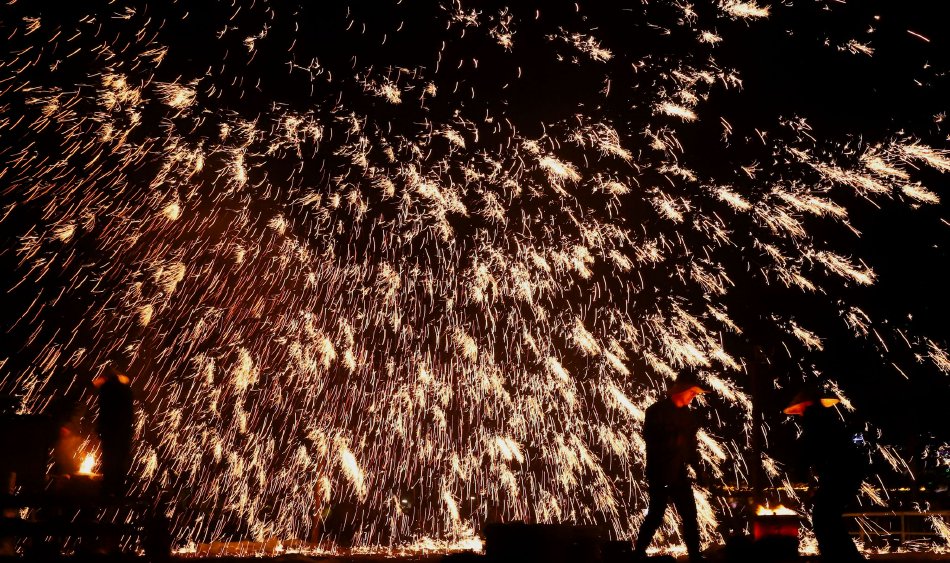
[784,388,866,562]
[634,373,708,562]
[94,365,135,497]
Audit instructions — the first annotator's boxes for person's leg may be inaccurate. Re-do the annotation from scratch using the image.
[813,484,864,562]
[634,481,670,556]
[670,481,702,561]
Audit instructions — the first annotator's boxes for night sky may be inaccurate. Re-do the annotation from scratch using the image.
[1,0,948,548]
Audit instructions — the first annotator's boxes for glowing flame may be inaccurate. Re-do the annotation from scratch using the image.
[756,504,797,516]
[78,453,96,475]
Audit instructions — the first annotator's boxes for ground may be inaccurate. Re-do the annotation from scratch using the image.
[175,552,950,562]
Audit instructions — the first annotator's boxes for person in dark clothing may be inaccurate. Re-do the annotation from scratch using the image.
[785,388,867,562]
[94,366,135,496]
[634,373,708,562]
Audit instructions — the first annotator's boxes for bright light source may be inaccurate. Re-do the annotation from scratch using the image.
[78,453,96,475]
[756,504,797,516]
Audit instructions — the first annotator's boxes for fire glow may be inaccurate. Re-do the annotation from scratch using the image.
[756,505,798,517]
[78,453,97,476]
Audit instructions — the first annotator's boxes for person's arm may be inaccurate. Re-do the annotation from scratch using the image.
[643,406,655,444]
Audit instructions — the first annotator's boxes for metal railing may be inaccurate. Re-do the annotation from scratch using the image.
[843,510,950,546]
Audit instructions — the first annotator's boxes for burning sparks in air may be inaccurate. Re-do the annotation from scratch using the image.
[720,1,770,20]
[0,0,946,556]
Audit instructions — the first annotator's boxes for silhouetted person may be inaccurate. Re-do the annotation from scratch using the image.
[784,388,866,562]
[94,367,134,497]
[634,373,708,562]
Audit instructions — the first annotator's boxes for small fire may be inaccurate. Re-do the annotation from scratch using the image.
[756,504,797,516]
[78,453,97,475]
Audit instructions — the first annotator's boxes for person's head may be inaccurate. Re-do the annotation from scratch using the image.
[783,387,839,416]
[94,362,131,388]
[668,372,708,407]
[671,387,703,407]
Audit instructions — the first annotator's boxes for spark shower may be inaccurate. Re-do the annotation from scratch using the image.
[1,0,948,551]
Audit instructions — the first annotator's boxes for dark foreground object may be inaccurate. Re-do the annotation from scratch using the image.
[483,523,605,563]
[0,486,171,561]
[0,549,944,562]
[0,414,169,561]
[446,551,949,563]
[452,522,807,563]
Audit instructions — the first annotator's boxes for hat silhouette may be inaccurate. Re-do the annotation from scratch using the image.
[783,386,840,414]
[667,371,708,396]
